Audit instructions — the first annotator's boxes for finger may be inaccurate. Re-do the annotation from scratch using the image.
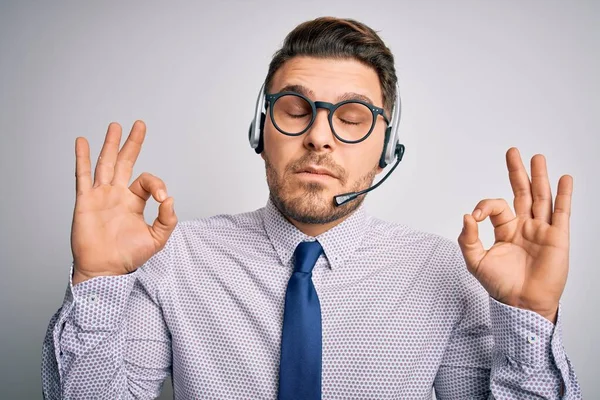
[129,172,168,203]
[149,196,178,251]
[93,123,123,187]
[506,147,533,218]
[552,174,573,232]
[472,198,515,228]
[458,214,486,273]
[112,120,147,186]
[530,154,553,224]
[75,137,92,195]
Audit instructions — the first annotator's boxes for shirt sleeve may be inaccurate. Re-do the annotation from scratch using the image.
[433,248,582,399]
[41,244,173,399]
[488,296,582,399]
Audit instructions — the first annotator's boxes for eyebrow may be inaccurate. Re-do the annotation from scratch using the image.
[277,84,376,106]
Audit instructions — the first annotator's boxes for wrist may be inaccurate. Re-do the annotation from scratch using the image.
[539,308,558,324]
[515,301,559,325]
[493,296,559,325]
[72,269,94,285]
[72,268,120,285]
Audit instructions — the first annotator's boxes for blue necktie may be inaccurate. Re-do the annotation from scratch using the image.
[277,240,324,400]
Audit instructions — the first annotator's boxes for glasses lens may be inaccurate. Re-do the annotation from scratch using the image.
[272,94,313,135]
[332,102,374,142]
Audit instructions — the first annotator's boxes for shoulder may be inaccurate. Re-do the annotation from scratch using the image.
[365,215,484,312]
[174,207,265,239]
[366,215,461,259]
[364,215,466,280]
[138,207,267,285]
[166,207,270,259]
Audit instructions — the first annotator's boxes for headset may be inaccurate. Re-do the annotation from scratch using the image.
[248,80,405,206]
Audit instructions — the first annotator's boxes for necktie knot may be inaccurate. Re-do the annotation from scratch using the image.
[293,240,323,274]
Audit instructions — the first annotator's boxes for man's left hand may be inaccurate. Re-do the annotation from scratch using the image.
[457,147,573,323]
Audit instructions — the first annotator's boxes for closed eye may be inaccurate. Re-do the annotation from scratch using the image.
[287,112,311,119]
[338,118,361,126]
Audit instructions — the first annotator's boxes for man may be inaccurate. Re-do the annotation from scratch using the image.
[42,16,581,399]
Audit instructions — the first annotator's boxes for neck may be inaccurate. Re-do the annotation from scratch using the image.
[285,210,354,237]
[268,192,364,237]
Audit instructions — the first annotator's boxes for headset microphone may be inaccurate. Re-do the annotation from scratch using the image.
[333,143,405,206]
[249,81,405,207]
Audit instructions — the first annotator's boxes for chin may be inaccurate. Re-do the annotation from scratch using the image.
[291,188,334,210]
[270,186,362,225]
[264,156,368,225]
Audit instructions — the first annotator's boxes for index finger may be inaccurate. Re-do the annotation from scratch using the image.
[111,120,147,186]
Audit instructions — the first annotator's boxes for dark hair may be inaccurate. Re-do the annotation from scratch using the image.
[264,16,397,114]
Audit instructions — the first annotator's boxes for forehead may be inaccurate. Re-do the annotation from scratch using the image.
[270,56,383,107]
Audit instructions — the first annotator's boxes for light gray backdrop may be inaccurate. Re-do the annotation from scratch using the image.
[0,1,598,399]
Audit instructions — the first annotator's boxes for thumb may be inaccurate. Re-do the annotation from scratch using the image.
[149,196,178,250]
[457,213,486,274]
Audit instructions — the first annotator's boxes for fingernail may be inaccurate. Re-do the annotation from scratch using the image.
[473,209,482,219]
[157,190,166,201]
[171,199,175,212]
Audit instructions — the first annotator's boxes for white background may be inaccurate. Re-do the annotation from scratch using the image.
[0,1,597,398]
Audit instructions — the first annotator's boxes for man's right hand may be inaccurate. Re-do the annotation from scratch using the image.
[71,120,178,285]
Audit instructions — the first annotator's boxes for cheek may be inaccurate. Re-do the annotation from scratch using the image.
[352,137,384,172]
[263,124,294,172]
[263,119,281,159]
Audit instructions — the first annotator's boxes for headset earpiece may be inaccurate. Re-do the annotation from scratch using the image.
[248,112,266,154]
[248,83,267,153]
[248,122,254,146]
[379,127,392,168]
[255,112,266,154]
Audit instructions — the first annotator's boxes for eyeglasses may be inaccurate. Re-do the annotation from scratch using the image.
[265,91,390,144]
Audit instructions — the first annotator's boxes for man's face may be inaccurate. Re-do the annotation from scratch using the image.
[262,56,386,225]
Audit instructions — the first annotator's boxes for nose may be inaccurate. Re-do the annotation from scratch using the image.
[303,108,336,152]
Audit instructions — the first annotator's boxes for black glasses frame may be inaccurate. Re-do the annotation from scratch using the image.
[265,91,390,144]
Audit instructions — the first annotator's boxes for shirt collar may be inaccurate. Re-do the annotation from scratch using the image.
[263,196,368,270]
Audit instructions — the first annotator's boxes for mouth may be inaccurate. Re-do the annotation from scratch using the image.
[296,166,337,178]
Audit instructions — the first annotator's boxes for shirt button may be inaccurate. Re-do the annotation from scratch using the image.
[527,334,538,344]
[88,294,98,303]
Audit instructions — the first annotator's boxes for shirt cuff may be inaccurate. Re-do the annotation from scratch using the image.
[489,296,562,367]
[68,262,139,330]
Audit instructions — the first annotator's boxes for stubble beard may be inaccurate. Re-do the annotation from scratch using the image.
[264,152,378,225]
